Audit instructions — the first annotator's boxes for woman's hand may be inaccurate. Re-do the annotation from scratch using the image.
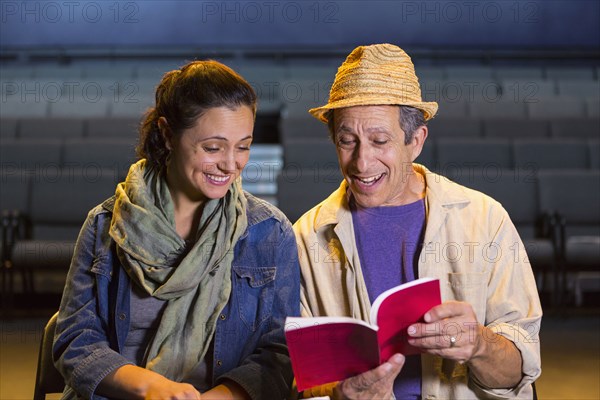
[144,380,201,399]
[98,365,201,400]
[201,382,250,399]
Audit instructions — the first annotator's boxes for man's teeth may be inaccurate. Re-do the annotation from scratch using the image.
[357,174,383,185]
[207,174,229,182]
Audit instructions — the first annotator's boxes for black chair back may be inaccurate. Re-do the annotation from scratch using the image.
[33,312,65,400]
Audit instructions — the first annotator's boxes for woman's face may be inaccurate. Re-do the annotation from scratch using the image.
[165,105,254,203]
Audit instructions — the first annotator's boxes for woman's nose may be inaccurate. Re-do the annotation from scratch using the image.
[217,151,238,173]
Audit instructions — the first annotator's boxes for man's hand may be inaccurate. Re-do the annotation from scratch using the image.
[333,353,405,400]
[407,301,482,363]
[407,301,523,388]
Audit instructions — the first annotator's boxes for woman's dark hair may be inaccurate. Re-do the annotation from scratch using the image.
[136,60,257,169]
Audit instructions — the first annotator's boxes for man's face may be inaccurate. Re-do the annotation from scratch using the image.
[333,105,424,208]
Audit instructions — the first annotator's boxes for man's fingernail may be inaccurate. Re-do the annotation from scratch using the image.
[391,354,404,364]
[424,313,431,322]
[407,326,416,335]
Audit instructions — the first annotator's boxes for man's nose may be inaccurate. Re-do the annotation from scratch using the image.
[353,143,372,172]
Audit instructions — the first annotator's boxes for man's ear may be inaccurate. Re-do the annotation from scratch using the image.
[158,117,172,150]
[410,125,428,162]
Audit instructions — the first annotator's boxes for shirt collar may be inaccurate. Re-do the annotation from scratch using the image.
[313,163,472,232]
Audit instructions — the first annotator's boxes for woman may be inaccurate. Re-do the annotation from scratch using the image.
[53,60,300,399]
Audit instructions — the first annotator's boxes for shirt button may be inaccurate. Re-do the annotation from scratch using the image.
[220,314,226,320]
[217,360,223,367]
[118,313,126,320]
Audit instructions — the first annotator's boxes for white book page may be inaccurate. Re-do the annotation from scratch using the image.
[369,277,438,324]
[285,316,376,332]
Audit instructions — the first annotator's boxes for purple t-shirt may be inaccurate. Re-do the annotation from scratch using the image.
[351,197,426,400]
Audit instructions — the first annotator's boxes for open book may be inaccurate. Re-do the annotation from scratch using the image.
[285,277,441,391]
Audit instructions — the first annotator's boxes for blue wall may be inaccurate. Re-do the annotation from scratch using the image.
[1,0,599,49]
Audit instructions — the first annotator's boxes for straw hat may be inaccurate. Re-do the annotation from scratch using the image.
[309,44,438,123]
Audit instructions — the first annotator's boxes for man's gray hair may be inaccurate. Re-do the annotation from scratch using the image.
[326,106,427,145]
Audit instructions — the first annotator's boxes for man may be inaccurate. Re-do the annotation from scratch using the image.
[294,44,542,399]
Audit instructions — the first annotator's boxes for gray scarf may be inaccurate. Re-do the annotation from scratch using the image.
[109,159,247,381]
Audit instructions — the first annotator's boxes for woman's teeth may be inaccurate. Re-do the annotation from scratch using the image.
[207,174,229,182]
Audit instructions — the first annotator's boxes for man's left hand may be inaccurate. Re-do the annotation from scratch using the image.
[407,301,484,364]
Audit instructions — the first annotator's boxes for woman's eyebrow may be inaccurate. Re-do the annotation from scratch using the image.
[196,135,253,144]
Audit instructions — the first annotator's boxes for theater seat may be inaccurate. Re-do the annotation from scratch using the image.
[0,118,18,139]
[528,98,585,119]
[283,139,338,169]
[277,167,343,223]
[538,170,600,306]
[19,118,84,139]
[483,119,549,138]
[451,168,558,300]
[513,139,589,170]
[427,118,482,138]
[10,168,118,293]
[551,119,600,139]
[435,139,512,173]
[279,115,330,143]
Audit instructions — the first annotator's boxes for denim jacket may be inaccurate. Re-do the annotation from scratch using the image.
[53,192,300,400]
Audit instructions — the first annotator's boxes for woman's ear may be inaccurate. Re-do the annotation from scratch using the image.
[158,117,172,150]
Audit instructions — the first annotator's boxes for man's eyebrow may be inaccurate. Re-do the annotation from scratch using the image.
[337,126,389,134]
[365,127,390,134]
[336,124,354,133]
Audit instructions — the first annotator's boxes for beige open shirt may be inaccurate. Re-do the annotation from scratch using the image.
[294,164,542,399]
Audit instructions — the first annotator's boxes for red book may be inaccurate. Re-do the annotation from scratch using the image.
[285,277,441,392]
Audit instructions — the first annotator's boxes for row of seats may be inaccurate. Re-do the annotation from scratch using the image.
[2,92,598,120]
[273,77,600,101]
[3,116,597,142]
[2,63,599,81]
[1,161,597,302]
[279,116,600,143]
[282,138,600,171]
[0,168,119,296]
[277,168,599,238]
[1,117,139,139]
[2,72,599,115]
[0,141,281,197]
[3,136,597,187]
[0,95,152,118]
[276,168,600,305]
[3,76,599,100]
[1,138,137,180]
[282,96,600,119]
[433,168,600,307]
[0,142,281,295]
